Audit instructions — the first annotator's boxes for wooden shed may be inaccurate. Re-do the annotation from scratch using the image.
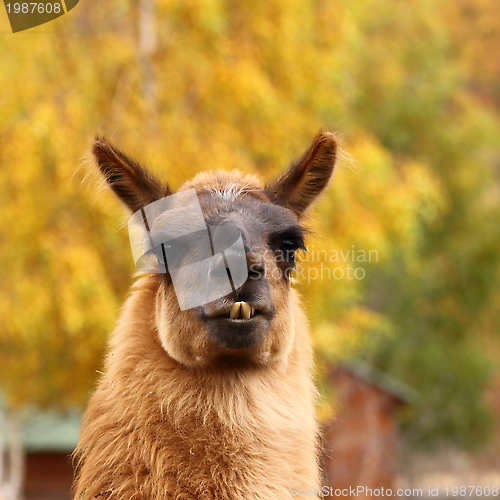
[322,362,412,498]
[2,364,411,499]
[0,405,80,500]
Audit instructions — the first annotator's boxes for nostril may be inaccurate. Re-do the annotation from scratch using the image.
[211,266,231,280]
[248,266,264,280]
[208,253,228,279]
[208,250,264,283]
[247,252,265,278]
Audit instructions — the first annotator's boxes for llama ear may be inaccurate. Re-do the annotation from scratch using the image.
[264,132,337,217]
[92,137,170,213]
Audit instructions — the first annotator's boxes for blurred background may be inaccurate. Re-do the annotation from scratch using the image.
[1,0,500,498]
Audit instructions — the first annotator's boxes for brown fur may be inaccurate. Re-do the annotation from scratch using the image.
[73,132,337,500]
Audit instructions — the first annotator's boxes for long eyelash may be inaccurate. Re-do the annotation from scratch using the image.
[294,239,307,251]
[275,226,308,245]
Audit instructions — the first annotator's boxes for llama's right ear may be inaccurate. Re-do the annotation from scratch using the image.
[264,132,337,217]
[92,137,170,213]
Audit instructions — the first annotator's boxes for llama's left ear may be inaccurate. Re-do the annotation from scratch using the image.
[264,132,337,217]
[93,137,171,213]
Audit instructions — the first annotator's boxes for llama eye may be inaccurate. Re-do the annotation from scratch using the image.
[281,240,297,251]
[279,238,305,260]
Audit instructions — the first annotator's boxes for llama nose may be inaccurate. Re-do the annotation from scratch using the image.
[208,250,264,287]
[208,251,231,280]
[207,247,247,288]
[207,224,253,289]
[246,252,265,279]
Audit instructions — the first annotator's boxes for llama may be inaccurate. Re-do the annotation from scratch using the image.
[73,132,337,500]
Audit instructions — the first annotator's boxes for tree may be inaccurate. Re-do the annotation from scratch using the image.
[0,0,499,470]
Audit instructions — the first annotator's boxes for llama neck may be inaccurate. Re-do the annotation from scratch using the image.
[105,277,315,433]
[76,278,319,499]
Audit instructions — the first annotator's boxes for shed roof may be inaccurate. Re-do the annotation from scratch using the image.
[0,394,82,453]
[329,360,416,405]
[21,409,82,452]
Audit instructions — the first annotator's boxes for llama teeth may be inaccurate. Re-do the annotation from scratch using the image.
[230,302,241,319]
[241,302,251,320]
[229,301,254,320]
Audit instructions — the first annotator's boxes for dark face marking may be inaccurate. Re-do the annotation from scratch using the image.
[159,188,306,351]
[91,133,336,363]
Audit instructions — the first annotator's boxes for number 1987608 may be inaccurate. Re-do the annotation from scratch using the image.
[6,3,62,14]
[445,486,499,496]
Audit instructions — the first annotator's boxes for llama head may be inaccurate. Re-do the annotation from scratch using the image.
[93,132,337,368]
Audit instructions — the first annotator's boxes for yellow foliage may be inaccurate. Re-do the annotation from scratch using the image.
[0,0,493,414]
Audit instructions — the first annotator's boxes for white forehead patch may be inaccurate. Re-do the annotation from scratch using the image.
[208,183,255,202]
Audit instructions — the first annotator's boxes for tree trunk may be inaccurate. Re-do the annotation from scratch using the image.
[137,0,158,135]
[0,409,25,500]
